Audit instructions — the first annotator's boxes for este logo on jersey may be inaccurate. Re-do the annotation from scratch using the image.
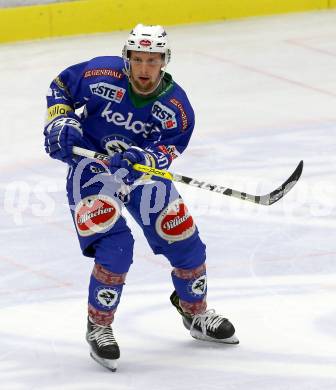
[90,82,126,103]
[151,101,177,130]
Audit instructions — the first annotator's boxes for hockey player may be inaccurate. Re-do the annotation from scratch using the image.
[44,24,238,371]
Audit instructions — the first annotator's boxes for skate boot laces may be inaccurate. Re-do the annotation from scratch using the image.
[87,324,116,347]
[191,309,225,335]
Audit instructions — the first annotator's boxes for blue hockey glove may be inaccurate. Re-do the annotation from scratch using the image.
[108,147,154,186]
[44,114,83,164]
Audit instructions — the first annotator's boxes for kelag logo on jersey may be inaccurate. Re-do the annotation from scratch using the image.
[151,101,177,130]
[90,82,125,103]
[101,102,160,138]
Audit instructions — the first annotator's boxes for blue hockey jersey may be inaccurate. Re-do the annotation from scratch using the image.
[45,56,195,169]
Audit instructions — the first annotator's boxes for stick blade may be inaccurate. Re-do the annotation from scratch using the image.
[260,160,304,205]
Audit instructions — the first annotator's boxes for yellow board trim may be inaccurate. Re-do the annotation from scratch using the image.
[0,0,334,44]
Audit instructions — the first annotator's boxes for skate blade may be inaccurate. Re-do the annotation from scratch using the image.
[190,329,239,344]
[90,351,118,372]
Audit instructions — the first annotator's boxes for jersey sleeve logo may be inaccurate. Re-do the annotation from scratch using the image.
[158,144,180,161]
[47,87,67,100]
[169,98,188,131]
[46,104,73,122]
[53,76,71,97]
[90,82,126,103]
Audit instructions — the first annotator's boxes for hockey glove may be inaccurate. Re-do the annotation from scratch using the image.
[44,114,83,164]
[108,147,155,186]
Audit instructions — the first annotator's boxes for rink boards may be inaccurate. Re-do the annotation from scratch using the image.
[0,0,336,43]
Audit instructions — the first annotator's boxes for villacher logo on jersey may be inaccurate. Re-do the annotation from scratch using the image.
[155,198,196,242]
[90,82,126,103]
[75,195,120,237]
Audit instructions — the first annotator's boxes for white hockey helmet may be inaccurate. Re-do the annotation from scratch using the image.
[122,24,171,65]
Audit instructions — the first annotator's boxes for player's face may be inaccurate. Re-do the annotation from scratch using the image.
[129,51,164,94]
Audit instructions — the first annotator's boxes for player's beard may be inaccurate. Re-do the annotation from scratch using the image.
[130,72,162,95]
[132,77,156,94]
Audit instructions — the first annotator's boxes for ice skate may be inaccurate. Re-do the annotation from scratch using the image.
[86,318,120,371]
[170,291,239,344]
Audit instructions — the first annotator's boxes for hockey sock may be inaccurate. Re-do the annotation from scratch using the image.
[88,264,127,326]
[171,263,207,316]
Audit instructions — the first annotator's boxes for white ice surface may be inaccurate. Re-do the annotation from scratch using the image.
[0,10,336,390]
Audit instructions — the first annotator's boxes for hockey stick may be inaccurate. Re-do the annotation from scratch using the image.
[72,146,303,206]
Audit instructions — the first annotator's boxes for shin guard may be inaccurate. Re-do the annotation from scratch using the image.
[171,264,207,316]
[88,264,127,326]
